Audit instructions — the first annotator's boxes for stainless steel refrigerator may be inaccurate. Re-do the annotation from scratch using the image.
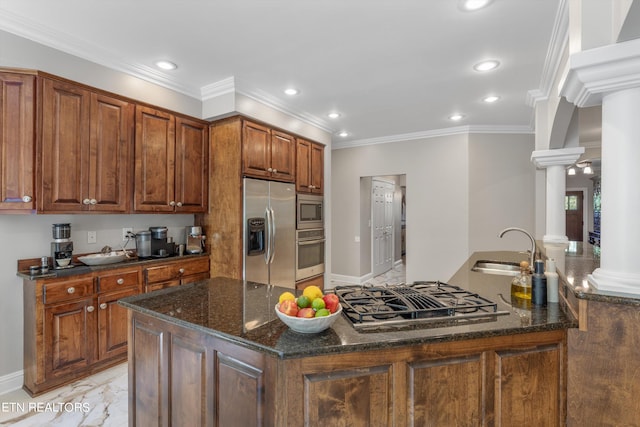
[243,178,296,288]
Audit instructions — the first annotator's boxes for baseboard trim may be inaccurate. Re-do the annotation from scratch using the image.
[0,370,23,396]
[329,273,372,286]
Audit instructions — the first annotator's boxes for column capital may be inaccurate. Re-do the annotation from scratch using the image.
[561,38,640,108]
[531,147,584,169]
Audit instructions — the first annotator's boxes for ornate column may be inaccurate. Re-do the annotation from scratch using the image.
[531,147,585,244]
[562,38,640,294]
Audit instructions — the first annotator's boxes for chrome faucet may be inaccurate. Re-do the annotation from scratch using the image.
[498,227,536,268]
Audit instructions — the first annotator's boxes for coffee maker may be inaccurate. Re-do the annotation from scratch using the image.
[51,223,74,269]
[149,226,174,257]
[186,226,206,254]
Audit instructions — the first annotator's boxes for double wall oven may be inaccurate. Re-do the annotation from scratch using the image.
[296,194,325,282]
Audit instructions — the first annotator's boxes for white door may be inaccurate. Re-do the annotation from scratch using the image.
[372,179,394,277]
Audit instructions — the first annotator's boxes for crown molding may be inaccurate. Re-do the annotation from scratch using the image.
[531,146,585,168]
[562,37,640,107]
[201,77,236,100]
[332,125,533,150]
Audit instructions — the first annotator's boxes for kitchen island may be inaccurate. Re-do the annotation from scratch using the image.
[120,251,576,426]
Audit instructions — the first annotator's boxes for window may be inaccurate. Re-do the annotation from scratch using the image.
[565,195,578,211]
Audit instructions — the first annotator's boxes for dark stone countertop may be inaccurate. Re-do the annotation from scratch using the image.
[17,253,209,280]
[119,250,577,359]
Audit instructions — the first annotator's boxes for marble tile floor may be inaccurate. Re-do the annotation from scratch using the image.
[0,363,128,427]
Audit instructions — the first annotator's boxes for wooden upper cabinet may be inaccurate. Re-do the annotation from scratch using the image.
[0,72,36,210]
[134,105,208,213]
[40,78,133,213]
[175,116,208,213]
[296,138,324,194]
[242,120,295,182]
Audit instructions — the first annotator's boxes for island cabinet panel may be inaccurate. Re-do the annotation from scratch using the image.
[0,72,36,210]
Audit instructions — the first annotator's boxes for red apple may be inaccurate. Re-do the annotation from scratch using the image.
[279,300,299,317]
[296,307,315,318]
[322,294,340,313]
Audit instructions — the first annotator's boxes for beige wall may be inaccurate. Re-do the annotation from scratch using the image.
[332,132,536,284]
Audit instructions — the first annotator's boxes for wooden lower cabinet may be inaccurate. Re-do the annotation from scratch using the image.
[128,311,567,426]
[295,274,324,291]
[143,256,210,292]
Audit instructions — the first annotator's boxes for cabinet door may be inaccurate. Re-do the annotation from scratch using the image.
[175,116,208,212]
[97,287,138,360]
[40,78,91,212]
[44,298,96,378]
[88,93,133,212]
[0,73,35,210]
[270,130,296,182]
[134,105,175,212]
[242,120,271,179]
[296,139,311,192]
[310,142,324,194]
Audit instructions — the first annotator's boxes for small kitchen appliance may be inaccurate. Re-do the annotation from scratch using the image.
[149,226,173,257]
[134,231,152,258]
[185,226,206,254]
[51,223,74,269]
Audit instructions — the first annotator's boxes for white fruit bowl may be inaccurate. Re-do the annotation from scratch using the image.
[275,303,342,334]
[78,251,128,266]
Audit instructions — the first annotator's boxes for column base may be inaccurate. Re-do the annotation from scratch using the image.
[543,235,568,245]
[588,268,640,295]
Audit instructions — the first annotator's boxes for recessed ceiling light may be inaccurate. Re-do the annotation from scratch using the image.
[155,60,177,70]
[338,131,349,137]
[449,114,465,121]
[460,0,492,11]
[284,88,299,96]
[483,95,500,103]
[328,112,341,119]
[473,60,500,72]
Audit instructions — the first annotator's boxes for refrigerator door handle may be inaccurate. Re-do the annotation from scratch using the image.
[269,207,277,264]
[264,207,271,264]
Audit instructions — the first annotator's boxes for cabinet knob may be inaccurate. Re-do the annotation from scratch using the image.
[87,306,95,312]
[272,169,278,173]
[176,202,183,207]
[267,168,273,172]
[100,303,108,310]
[116,278,124,285]
[309,185,315,189]
[90,199,97,205]
[169,201,176,207]
[83,199,91,205]
[22,195,32,203]
[178,268,185,274]
[67,287,75,294]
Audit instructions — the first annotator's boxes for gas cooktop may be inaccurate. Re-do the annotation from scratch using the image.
[334,281,509,331]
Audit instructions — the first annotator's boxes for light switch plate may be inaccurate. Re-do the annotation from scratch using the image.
[88,231,97,244]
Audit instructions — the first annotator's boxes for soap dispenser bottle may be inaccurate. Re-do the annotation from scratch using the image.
[532,259,547,306]
[511,261,532,309]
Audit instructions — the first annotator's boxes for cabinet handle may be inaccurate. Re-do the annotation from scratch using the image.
[272,169,278,173]
[116,278,124,285]
[22,195,32,203]
[309,185,315,189]
[100,303,108,310]
[83,199,91,205]
[67,287,75,294]
[176,201,183,207]
[169,201,176,207]
[178,268,185,274]
[90,199,97,205]
[86,306,95,312]
[267,168,273,172]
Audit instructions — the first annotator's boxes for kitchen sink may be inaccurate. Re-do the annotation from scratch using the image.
[471,260,521,276]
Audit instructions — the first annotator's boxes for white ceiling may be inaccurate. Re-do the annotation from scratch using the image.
[0,0,562,146]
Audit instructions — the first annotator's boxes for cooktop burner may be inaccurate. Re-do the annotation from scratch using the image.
[334,281,509,331]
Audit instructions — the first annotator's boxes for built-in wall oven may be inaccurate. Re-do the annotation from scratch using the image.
[296,228,325,281]
[297,194,323,229]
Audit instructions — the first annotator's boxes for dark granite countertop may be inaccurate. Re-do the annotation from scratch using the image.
[17,253,209,280]
[119,251,577,359]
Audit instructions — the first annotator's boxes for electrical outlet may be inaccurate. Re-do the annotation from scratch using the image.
[123,227,133,241]
[87,231,97,244]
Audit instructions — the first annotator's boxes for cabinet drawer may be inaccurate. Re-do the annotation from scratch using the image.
[144,257,210,284]
[44,277,95,304]
[98,269,140,293]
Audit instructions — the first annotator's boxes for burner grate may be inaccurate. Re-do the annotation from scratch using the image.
[334,281,509,329]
